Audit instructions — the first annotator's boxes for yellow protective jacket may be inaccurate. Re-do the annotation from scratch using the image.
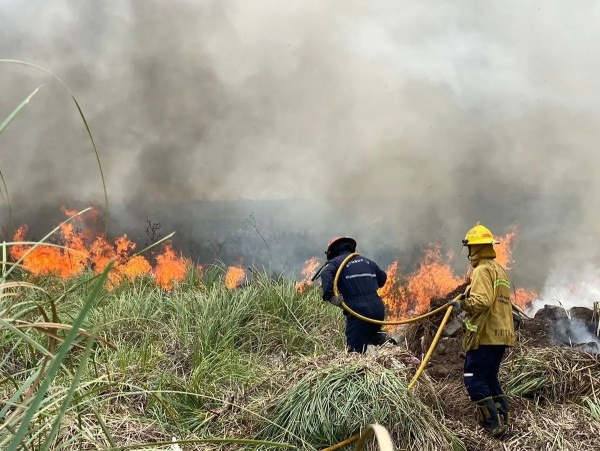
[459,245,515,351]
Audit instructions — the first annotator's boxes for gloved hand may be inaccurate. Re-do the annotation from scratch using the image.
[447,300,462,312]
[329,295,344,308]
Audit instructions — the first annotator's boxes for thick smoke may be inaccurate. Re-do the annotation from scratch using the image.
[531,264,600,312]
[1,1,600,286]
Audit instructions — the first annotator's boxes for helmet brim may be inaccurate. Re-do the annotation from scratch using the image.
[463,240,497,246]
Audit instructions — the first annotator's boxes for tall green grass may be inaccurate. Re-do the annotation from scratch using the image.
[1,255,344,448]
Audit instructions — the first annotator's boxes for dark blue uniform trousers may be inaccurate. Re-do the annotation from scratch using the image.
[344,297,385,353]
[463,345,507,401]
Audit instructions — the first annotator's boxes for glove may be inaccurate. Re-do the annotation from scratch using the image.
[447,300,462,312]
[329,295,344,308]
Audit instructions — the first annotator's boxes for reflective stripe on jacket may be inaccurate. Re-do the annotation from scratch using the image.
[321,252,387,301]
[461,253,515,351]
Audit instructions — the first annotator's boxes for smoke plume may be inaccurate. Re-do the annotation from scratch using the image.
[1,1,600,286]
[531,264,600,312]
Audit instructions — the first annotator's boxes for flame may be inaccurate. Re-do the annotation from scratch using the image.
[378,227,538,316]
[225,265,246,289]
[154,243,188,291]
[513,288,538,309]
[10,208,188,291]
[493,226,540,309]
[61,206,80,218]
[406,246,464,314]
[10,224,89,279]
[121,255,153,281]
[295,257,320,293]
[378,261,407,320]
[378,247,462,316]
[495,225,518,270]
[11,210,539,310]
[87,234,155,289]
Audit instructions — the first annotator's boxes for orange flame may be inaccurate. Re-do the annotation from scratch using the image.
[378,261,408,320]
[10,208,189,291]
[61,206,80,218]
[225,265,246,289]
[10,224,89,279]
[11,210,539,310]
[154,243,188,291]
[406,246,464,314]
[86,234,156,289]
[295,257,320,293]
[378,227,538,316]
[378,247,463,316]
[495,225,518,270]
[290,227,537,316]
[513,288,538,309]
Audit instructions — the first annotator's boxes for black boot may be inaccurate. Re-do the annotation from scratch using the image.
[476,397,505,437]
[493,394,510,426]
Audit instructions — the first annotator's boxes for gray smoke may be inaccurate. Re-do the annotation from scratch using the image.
[1,1,600,285]
[532,264,600,312]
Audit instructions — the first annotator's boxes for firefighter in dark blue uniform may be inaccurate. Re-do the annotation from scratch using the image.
[320,236,392,353]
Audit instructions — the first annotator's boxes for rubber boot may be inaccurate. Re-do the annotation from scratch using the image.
[493,394,510,426]
[476,397,505,437]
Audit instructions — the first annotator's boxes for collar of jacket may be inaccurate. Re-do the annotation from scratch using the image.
[469,244,496,268]
[330,251,353,261]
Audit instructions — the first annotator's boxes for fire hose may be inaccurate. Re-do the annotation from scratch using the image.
[321,253,457,451]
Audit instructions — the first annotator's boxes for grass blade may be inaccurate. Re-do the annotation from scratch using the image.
[40,333,97,451]
[0,85,43,232]
[0,59,109,235]
[6,261,113,451]
[0,85,42,136]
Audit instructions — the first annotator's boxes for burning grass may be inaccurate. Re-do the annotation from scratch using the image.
[327,225,538,322]
[0,61,595,449]
[3,266,600,450]
[2,216,597,450]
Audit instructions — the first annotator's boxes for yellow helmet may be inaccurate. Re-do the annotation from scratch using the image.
[462,225,496,246]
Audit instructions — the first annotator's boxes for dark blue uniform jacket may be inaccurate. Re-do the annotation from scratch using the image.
[321,252,387,306]
[321,251,388,352]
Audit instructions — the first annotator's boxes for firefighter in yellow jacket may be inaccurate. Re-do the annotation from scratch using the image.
[448,225,515,437]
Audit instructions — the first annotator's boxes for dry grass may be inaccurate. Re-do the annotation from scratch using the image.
[259,345,464,451]
[445,398,600,451]
[428,342,600,451]
[502,343,600,402]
